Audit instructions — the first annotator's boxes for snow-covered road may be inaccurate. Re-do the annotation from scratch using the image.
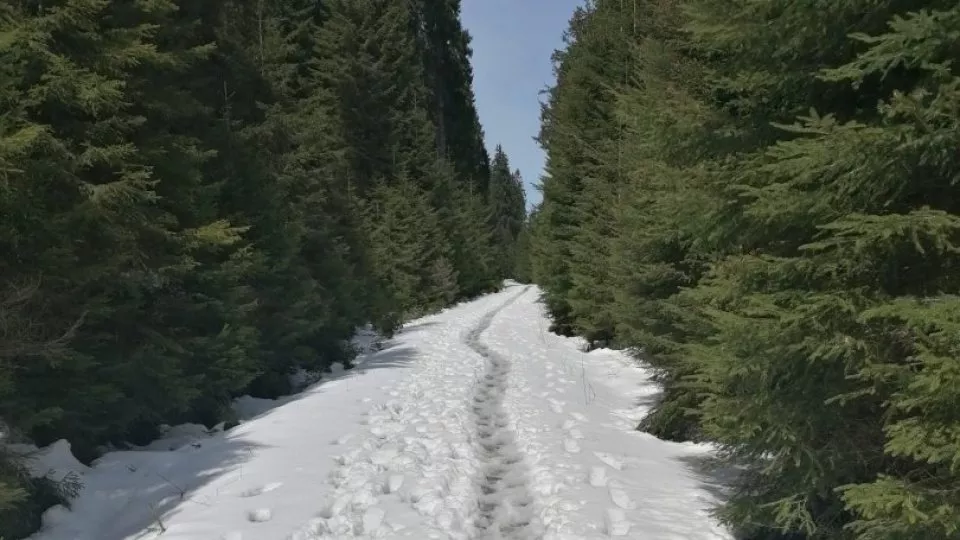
[29,284,731,540]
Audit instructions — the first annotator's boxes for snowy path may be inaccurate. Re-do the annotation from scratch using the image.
[29,284,731,540]
[465,292,540,539]
[483,287,730,539]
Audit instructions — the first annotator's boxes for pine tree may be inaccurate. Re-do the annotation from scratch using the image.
[487,146,527,279]
[435,161,499,297]
[367,176,456,320]
[512,217,534,283]
[534,2,630,337]
[414,0,501,295]
[532,8,584,334]
[0,0,521,535]
[0,0,254,455]
[415,0,492,193]
[239,0,376,392]
[600,0,725,442]
[0,7,84,533]
[668,1,960,537]
[532,0,960,538]
[314,0,498,308]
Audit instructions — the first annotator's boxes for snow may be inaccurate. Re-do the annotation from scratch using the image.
[9,439,87,484]
[484,290,731,539]
[25,284,731,540]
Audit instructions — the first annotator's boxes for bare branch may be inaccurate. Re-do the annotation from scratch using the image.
[0,277,86,360]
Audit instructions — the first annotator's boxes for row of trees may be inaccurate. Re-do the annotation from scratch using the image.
[531,0,960,538]
[0,0,525,536]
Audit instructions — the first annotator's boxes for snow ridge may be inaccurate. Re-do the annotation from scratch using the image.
[466,286,543,540]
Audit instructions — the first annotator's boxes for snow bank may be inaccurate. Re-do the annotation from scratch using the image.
[483,286,732,539]
[8,439,87,484]
[27,287,520,540]
[23,284,731,540]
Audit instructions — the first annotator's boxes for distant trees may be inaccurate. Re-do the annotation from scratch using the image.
[488,146,529,280]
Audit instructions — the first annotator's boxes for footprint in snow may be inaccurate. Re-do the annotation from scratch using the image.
[605,508,631,536]
[564,438,581,454]
[370,447,399,466]
[589,466,607,487]
[385,474,405,494]
[593,452,624,471]
[247,508,273,522]
[332,433,355,446]
[548,399,565,414]
[239,482,283,498]
[361,507,386,533]
[609,486,636,510]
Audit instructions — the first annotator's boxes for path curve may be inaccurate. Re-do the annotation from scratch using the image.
[465,286,543,540]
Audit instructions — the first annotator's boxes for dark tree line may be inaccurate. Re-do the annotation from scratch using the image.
[0,0,526,536]
[531,0,960,538]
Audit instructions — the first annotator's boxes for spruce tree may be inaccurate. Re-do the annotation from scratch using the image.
[434,160,499,297]
[415,0,492,192]
[533,5,593,335]
[414,0,501,295]
[0,0,255,457]
[668,1,960,537]
[601,0,724,442]
[367,176,456,320]
[532,1,960,538]
[487,146,527,279]
[830,11,960,537]
[0,0,520,535]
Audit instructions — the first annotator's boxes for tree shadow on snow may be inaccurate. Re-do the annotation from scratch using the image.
[57,345,421,540]
[398,320,440,333]
[674,452,740,507]
[345,344,418,375]
[76,436,270,540]
[232,344,419,424]
[633,390,664,411]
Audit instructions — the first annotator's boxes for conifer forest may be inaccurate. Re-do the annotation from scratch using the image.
[3,0,960,538]
[531,0,960,538]
[0,0,526,535]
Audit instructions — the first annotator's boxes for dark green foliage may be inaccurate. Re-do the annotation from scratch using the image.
[0,0,517,536]
[0,444,80,540]
[415,0,492,192]
[446,178,501,297]
[512,223,534,284]
[532,0,960,538]
[0,0,259,459]
[533,1,632,339]
[366,176,458,319]
[488,146,528,279]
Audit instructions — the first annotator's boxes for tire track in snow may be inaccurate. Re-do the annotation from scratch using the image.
[466,286,543,539]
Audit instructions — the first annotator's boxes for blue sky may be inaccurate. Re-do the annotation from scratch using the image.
[461,0,585,209]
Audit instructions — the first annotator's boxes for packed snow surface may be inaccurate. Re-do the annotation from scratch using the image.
[26,284,731,539]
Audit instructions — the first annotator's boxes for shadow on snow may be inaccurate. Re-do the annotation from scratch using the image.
[36,341,420,540]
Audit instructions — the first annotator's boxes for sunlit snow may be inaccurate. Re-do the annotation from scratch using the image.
[23,284,732,540]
